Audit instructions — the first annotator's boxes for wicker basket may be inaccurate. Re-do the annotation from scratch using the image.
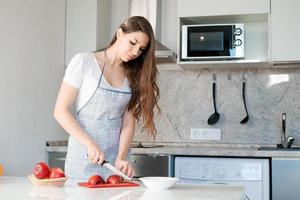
[28,175,68,187]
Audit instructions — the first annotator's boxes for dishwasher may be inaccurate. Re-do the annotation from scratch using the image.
[175,156,270,200]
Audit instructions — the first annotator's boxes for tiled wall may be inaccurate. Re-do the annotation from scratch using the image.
[134,67,300,146]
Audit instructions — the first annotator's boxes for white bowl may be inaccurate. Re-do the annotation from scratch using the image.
[139,177,179,190]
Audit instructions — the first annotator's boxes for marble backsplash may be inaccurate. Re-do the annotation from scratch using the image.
[133,66,300,146]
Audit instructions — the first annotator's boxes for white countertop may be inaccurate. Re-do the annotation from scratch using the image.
[0,176,245,200]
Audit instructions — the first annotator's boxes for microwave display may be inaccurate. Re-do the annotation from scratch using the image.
[181,24,244,60]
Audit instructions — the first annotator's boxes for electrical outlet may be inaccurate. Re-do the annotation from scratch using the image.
[190,128,221,140]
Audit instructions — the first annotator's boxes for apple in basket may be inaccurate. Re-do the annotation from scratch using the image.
[49,167,66,179]
[33,162,50,179]
[33,162,65,179]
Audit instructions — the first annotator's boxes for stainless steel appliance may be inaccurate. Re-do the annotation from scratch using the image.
[155,40,177,63]
[181,24,244,60]
[131,154,173,178]
[46,141,67,170]
[48,152,66,170]
[175,157,270,200]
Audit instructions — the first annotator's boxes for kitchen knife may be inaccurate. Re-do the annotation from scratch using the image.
[86,154,133,181]
[102,160,132,181]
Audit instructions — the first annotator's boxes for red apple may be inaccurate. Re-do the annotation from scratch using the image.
[33,162,50,179]
[106,175,123,184]
[49,167,65,179]
[88,175,105,185]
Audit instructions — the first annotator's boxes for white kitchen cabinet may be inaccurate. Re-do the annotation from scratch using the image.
[271,0,300,63]
[176,0,270,68]
[177,0,270,17]
[177,14,269,68]
[65,0,111,66]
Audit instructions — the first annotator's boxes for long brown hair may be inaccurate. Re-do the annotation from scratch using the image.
[108,16,160,138]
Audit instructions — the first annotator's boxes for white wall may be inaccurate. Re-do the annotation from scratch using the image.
[0,0,67,175]
[65,0,98,65]
[110,0,130,38]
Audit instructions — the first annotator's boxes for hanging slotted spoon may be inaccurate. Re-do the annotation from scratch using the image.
[208,76,220,125]
[240,78,249,124]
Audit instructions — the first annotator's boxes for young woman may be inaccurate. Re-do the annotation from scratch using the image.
[54,16,160,180]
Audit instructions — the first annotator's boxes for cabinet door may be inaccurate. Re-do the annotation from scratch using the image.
[271,0,300,62]
[177,0,270,17]
[272,158,300,200]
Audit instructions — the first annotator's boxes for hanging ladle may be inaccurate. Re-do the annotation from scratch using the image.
[240,76,249,124]
[208,74,220,125]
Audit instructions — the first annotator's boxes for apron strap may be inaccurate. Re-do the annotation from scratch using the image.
[98,49,107,87]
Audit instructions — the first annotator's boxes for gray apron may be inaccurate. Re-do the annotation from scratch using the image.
[65,61,132,181]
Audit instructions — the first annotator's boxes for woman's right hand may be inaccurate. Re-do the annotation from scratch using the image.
[87,141,105,165]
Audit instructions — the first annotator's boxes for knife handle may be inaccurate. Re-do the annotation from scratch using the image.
[86,154,107,165]
[101,160,108,165]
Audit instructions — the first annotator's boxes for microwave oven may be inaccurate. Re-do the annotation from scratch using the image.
[181,24,244,61]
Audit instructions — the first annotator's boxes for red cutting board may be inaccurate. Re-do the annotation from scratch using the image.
[78,181,139,188]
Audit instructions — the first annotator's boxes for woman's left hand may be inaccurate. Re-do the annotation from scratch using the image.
[115,159,134,178]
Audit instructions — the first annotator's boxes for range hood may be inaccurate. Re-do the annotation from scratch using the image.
[155,40,177,64]
[129,0,176,63]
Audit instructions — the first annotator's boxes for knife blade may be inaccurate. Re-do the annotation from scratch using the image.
[102,160,132,181]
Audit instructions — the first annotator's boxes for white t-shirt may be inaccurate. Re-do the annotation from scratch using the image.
[63,52,132,113]
[63,53,101,113]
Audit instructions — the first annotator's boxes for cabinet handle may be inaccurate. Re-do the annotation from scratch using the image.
[55,157,66,161]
